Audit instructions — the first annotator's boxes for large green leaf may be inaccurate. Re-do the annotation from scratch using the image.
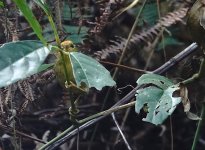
[13,0,46,45]
[135,85,181,125]
[69,52,116,90]
[0,40,51,88]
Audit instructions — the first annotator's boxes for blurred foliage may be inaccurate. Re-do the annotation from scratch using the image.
[129,3,158,26]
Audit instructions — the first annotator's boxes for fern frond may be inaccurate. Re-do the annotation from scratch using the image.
[94,7,188,61]
[89,0,122,34]
[18,80,35,102]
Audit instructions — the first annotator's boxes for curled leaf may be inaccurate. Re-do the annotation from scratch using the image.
[180,83,190,112]
[135,84,181,125]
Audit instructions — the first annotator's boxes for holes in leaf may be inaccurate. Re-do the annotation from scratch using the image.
[143,103,149,113]
[160,81,165,84]
[172,90,180,97]
[155,110,159,115]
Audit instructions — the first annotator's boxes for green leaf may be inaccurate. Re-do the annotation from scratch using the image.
[135,84,181,125]
[69,52,116,90]
[0,40,51,88]
[137,73,174,90]
[130,3,158,26]
[13,0,46,45]
[0,1,4,7]
[33,0,60,44]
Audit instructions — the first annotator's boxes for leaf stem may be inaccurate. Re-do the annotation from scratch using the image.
[39,125,75,150]
[48,15,61,46]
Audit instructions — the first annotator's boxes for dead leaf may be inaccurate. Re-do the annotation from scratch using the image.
[186,112,201,120]
[180,83,190,112]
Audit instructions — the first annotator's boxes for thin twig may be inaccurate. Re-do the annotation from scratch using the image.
[100,60,149,73]
[111,113,132,150]
[144,28,164,70]
[0,124,46,144]
[114,99,134,144]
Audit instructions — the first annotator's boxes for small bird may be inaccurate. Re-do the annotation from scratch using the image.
[54,40,77,88]
[187,0,205,50]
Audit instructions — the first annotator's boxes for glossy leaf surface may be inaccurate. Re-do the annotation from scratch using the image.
[0,40,51,88]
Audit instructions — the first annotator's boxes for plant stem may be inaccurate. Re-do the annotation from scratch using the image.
[39,101,135,149]
[191,103,205,150]
[48,16,61,46]
[39,125,75,150]
[182,58,205,84]
[112,0,147,79]
[79,101,135,124]
[100,60,149,73]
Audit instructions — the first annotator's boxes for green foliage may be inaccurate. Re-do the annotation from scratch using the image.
[0,40,51,88]
[0,1,4,7]
[69,52,116,90]
[42,25,88,44]
[131,3,158,26]
[62,2,91,20]
[157,36,184,51]
[64,25,89,44]
[33,0,60,44]
[32,1,89,44]
[13,0,46,45]
[61,1,90,43]
[135,74,181,125]
[12,0,113,93]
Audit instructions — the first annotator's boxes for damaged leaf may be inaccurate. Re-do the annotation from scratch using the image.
[135,74,181,125]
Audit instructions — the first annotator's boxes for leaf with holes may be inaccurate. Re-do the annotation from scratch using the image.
[69,52,116,90]
[0,40,51,88]
[137,73,174,89]
[135,74,181,125]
